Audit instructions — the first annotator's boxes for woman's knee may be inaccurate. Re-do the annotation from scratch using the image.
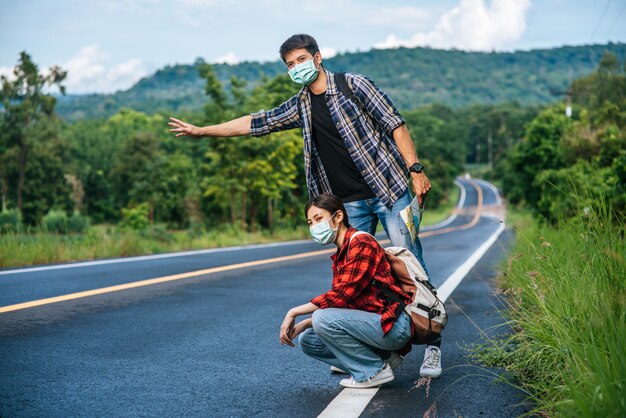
[311,309,334,336]
[299,329,323,356]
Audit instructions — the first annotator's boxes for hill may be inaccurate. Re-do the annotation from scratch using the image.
[55,43,626,121]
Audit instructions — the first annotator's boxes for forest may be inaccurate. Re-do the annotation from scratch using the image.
[0,45,624,239]
[55,43,626,121]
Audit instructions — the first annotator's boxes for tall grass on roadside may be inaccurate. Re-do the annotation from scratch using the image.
[477,201,625,417]
[0,224,311,269]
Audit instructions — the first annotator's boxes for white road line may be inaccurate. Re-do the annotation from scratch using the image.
[475,179,502,206]
[0,239,313,276]
[456,179,467,208]
[422,213,458,231]
[422,181,464,231]
[317,389,379,418]
[1,181,469,277]
[317,180,504,418]
[436,222,505,302]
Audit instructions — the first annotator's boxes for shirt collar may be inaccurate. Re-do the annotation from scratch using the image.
[298,68,339,100]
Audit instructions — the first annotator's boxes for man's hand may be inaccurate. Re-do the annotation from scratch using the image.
[411,172,431,207]
[279,311,296,347]
[169,117,202,138]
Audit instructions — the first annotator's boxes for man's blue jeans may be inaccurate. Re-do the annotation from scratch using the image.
[344,189,430,278]
[299,309,412,382]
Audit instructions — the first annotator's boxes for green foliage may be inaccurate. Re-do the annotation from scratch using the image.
[0,52,70,225]
[535,161,623,224]
[119,203,151,231]
[41,209,68,234]
[67,211,90,233]
[499,106,571,208]
[478,205,625,417]
[497,52,625,223]
[54,44,626,121]
[403,105,467,207]
[0,209,22,233]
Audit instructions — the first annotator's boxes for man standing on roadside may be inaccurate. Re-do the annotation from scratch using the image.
[169,34,442,378]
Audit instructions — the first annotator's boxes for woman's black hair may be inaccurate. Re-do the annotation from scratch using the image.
[279,34,320,63]
[304,193,350,227]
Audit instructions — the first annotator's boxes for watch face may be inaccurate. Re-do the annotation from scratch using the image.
[410,163,424,173]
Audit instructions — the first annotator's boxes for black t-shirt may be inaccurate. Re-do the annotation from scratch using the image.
[310,91,375,202]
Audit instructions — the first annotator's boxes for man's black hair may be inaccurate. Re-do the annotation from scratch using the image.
[304,193,350,227]
[279,34,320,63]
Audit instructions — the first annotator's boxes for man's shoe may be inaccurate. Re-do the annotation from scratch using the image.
[330,365,348,374]
[387,352,403,371]
[419,346,442,378]
[339,364,395,388]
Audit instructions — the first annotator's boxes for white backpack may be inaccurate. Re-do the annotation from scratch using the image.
[350,231,448,344]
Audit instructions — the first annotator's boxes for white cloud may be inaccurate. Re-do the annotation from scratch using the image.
[320,47,337,59]
[213,52,240,65]
[61,45,148,94]
[0,66,15,81]
[374,0,532,51]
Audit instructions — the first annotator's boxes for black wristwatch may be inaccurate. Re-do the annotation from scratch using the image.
[409,162,425,174]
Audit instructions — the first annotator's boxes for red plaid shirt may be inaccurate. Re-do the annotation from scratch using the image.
[310,228,412,335]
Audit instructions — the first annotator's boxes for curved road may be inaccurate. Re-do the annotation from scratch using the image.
[0,178,524,417]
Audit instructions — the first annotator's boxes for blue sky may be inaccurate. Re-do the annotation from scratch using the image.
[1,0,625,94]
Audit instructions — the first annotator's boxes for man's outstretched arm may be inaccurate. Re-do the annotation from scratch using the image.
[168,115,252,138]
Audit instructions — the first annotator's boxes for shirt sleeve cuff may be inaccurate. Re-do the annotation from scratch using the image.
[249,110,270,137]
[381,114,405,135]
[310,295,328,309]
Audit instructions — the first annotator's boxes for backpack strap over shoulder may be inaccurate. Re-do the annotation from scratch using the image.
[334,72,367,114]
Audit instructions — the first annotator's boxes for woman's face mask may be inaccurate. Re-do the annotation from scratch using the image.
[309,211,339,245]
[288,57,320,85]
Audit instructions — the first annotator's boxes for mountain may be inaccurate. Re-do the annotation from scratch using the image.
[55,43,626,121]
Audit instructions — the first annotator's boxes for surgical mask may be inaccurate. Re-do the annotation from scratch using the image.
[288,58,319,85]
[310,211,339,245]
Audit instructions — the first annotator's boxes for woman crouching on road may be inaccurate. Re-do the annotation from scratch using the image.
[279,193,413,388]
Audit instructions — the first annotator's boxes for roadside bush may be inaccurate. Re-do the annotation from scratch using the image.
[0,209,22,233]
[68,211,90,233]
[119,203,150,230]
[42,210,68,234]
[477,202,625,417]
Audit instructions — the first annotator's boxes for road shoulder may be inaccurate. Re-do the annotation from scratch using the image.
[361,228,532,418]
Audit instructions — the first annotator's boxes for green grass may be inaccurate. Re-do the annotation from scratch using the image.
[422,185,460,227]
[0,224,311,268]
[0,187,461,269]
[473,205,625,417]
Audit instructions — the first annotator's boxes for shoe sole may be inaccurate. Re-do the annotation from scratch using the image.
[339,374,395,388]
[419,370,441,378]
[330,366,348,374]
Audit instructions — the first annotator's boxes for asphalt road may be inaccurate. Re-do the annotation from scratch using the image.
[0,177,528,417]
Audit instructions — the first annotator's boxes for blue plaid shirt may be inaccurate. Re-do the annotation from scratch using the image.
[249,68,408,208]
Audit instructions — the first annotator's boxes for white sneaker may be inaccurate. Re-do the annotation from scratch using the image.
[339,364,395,388]
[387,352,403,371]
[331,353,402,374]
[420,346,442,378]
[330,365,348,374]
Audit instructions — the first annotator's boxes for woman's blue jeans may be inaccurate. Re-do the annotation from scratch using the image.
[299,309,412,382]
[343,189,430,278]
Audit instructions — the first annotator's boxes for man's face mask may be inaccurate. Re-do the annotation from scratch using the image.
[309,211,339,245]
[288,56,319,85]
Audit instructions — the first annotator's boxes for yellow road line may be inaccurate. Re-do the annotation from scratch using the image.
[0,181,486,314]
[420,179,483,237]
[0,248,338,314]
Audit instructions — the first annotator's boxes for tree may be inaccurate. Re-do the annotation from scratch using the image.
[500,105,571,208]
[0,52,67,216]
